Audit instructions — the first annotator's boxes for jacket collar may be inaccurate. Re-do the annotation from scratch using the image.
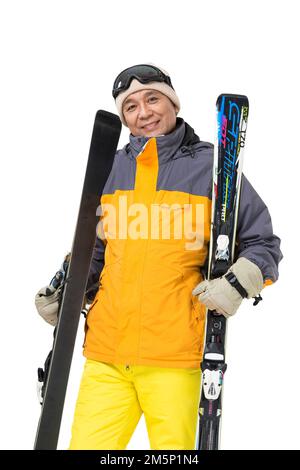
[127,118,200,164]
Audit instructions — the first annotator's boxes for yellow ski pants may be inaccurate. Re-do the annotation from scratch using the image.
[69,359,201,450]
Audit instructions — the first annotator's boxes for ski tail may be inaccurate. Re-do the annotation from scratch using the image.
[34,111,121,450]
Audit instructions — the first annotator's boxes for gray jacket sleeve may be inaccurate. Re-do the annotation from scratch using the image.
[236,175,283,283]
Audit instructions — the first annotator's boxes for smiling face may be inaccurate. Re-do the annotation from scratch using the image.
[122,89,177,137]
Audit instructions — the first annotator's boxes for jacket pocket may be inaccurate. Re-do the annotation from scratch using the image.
[191,294,201,321]
[152,191,190,244]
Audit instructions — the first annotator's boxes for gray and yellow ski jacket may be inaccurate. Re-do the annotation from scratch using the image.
[83,118,283,369]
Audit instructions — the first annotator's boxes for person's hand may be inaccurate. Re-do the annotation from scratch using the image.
[35,253,70,326]
[35,284,62,326]
[192,257,263,318]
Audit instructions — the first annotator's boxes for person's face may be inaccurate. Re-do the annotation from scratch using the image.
[122,89,177,137]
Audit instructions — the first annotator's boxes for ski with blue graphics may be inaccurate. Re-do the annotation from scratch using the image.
[34,110,121,450]
[197,94,249,450]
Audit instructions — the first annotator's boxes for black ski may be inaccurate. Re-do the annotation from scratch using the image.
[197,94,249,450]
[34,110,121,450]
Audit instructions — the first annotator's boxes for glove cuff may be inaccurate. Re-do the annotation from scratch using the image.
[229,257,264,298]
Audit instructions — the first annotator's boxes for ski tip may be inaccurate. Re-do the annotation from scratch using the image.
[95,110,122,131]
[216,94,249,106]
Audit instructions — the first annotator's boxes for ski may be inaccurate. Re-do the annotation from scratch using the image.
[197,94,249,450]
[34,110,121,450]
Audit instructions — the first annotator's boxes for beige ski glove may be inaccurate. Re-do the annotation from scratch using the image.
[35,285,61,326]
[35,252,71,326]
[192,257,264,318]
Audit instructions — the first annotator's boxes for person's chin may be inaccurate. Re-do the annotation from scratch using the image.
[144,126,165,138]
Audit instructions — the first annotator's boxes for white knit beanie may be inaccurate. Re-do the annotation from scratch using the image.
[114,64,181,126]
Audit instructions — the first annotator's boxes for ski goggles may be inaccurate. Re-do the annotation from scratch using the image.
[112,64,174,99]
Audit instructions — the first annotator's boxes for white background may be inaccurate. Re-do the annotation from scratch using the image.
[0,0,298,450]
